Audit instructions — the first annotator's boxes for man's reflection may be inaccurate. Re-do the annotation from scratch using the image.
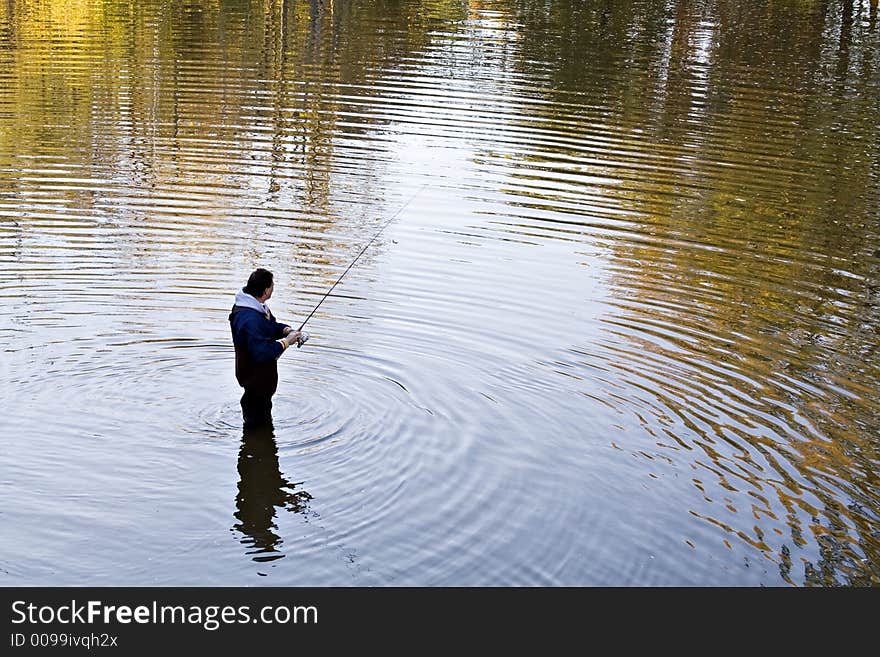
[233,423,312,563]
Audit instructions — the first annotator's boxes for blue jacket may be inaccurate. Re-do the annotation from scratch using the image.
[229,305,290,392]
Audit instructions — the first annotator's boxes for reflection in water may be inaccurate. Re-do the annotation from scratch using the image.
[233,424,312,565]
[491,0,880,586]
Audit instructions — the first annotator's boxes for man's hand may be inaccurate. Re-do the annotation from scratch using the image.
[283,330,306,347]
[282,327,308,348]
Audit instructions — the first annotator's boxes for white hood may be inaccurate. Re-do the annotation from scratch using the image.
[234,289,269,315]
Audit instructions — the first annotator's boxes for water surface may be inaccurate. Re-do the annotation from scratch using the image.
[1,0,878,586]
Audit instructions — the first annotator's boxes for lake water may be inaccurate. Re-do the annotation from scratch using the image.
[1,0,878,586]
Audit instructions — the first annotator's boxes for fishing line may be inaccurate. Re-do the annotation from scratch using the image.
[296,184,428,335]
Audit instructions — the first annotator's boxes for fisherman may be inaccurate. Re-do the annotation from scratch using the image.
[229,268,308,428]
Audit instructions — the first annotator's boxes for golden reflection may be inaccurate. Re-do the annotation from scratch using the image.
[497,0,880,585]
[0,0,465,214]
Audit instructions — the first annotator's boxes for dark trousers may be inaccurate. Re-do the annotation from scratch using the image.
[241,387,273,429]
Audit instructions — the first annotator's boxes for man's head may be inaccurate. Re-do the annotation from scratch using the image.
[244,268,274,302]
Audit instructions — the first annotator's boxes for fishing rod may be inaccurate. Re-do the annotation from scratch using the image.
[293,183,428,344]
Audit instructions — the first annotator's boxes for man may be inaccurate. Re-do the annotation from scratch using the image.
[229,268,307,428]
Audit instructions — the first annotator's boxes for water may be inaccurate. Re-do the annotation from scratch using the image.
[0,0,878,586]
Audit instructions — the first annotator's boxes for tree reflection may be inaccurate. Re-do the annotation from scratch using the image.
[233,423,312,564]
[502,0,880,585]
[0,0,465,218]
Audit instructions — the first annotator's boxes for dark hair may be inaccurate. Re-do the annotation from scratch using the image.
[243,268,273,298]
